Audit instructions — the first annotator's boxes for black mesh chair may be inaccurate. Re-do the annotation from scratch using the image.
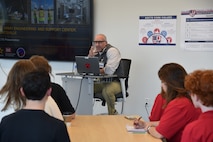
[94,58,131,114]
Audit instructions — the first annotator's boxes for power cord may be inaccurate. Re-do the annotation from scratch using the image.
[75,76,84,111]
[145,102,150,118]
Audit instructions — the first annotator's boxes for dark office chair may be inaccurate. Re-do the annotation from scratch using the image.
[94,58,131,114]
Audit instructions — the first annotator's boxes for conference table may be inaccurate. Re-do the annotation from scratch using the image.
[66,115,162,142]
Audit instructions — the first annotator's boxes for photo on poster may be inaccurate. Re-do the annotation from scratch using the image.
[31,0,54,24]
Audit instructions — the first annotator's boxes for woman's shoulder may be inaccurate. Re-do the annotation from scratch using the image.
[46,96,55,104]
[155,93,164,100]
[51,82,61,88]
[168,97,193,109]
[171,96,191,103]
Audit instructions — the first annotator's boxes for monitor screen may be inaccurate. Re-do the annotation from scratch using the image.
[0,0,93,61]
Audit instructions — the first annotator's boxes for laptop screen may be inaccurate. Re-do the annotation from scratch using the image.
[75,56,100,75]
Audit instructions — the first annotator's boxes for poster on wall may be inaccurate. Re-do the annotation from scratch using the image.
[138,15,176,46]
[180,9,213,51]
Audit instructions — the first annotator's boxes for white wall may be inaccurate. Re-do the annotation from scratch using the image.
[0,0,213,120]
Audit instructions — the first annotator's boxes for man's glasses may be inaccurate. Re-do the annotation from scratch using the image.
[92,41,106,44]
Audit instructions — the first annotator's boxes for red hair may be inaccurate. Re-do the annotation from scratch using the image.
[185,70,213,106]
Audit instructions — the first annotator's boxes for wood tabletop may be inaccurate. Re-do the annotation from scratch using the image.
[67,115,162,142]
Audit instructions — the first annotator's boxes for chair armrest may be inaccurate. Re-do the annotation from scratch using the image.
[119,78,126,102]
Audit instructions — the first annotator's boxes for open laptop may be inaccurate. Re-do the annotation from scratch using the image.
[75,56,100,75]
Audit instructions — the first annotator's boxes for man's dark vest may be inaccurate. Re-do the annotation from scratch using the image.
[95,44,120,82]
[95,44,129,95]
[95,44,113,66]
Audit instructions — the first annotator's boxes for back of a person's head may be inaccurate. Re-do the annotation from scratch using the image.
[185,70,213,107]
[158,63,187,90]
[0,60,36,111]
[6,60,36,89]
[158,63,188,102]
[21,71,51,100]
[29,55,52,73]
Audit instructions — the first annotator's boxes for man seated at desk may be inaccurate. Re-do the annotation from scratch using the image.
[88,33,121,115]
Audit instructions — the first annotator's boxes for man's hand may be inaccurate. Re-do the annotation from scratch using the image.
[88,46,98,57]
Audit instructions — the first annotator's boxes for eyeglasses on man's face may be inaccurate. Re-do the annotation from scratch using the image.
[92,41,106,44]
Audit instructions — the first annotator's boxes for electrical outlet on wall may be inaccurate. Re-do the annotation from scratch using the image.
[145,98,150,107]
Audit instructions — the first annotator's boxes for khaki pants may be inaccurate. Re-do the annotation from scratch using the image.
[94,81,121,115]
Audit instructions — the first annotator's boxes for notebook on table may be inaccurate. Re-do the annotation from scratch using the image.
[75,56,100,75]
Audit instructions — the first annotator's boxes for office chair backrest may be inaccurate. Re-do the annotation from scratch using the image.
[115,58,132,113]
[114,58,131,90]
[94,58,131,113]
[114,59,131,78]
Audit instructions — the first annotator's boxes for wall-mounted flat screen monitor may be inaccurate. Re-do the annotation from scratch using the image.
[0,0,93,61]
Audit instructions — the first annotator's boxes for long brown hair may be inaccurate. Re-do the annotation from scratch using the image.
[158,63,190,106]
[0,60,36,111]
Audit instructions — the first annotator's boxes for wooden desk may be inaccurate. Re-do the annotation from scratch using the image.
[67,115,161,142]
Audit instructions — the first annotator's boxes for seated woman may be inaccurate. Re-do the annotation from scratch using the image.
[0,60,63,121]
[30,55,76,119]
[133,63,201,142]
